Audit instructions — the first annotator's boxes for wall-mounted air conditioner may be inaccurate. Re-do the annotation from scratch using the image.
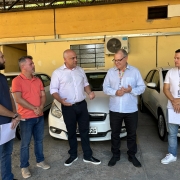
[105,37,129,54]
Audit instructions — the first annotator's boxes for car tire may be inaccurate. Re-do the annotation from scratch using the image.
[158,113,168,142]
[140,96,146,113]
[16,125,21,140]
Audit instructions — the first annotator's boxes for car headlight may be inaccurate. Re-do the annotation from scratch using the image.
[51,102,63,118]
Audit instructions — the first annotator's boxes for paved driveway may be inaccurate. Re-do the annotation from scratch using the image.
[12,111,180,180]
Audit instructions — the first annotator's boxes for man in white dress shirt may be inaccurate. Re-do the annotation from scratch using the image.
[103,49,145,167]
[161,49,180,164]
[50,49,101,166]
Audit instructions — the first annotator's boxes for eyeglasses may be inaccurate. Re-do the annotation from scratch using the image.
[112,56,126,63]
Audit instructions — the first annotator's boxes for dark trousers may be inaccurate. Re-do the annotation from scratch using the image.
[61,100,92,159]
[110,111,138,158]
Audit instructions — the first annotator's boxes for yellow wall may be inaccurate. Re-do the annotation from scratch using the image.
[55,1,180,35]
[158,35,180,67]
[0,9,54,39]
[0,0,180,39]
[27,34,178,78]
[2,45,27,72]
[1,0,180,77]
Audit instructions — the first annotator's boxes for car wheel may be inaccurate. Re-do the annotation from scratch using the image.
[16,125,21,140]
[140,96,146,113]
[158,113,168,142]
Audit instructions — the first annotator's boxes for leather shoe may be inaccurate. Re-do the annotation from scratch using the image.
[128,156,141,167]
[83,156,101,165]
[108,157,120,167]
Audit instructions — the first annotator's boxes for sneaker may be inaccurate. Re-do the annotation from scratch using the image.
[21,167,31,179]
[37,161,50,170]
[161,153,177,164]
[83,156,101,165]
[64,157,78,166]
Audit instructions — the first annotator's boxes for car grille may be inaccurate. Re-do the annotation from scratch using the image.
[89,113,107,121]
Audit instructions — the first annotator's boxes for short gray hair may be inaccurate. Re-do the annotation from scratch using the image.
[18,55,33,69]
[115,49,128,57]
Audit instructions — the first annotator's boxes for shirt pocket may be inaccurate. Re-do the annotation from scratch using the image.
[125,77,136,88]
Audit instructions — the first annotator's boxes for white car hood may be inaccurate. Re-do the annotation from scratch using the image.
[53,91,109,114]
[86,91,109,113]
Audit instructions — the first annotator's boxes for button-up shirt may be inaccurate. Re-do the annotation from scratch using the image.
[50,64,89,104]
[103,64,146,113]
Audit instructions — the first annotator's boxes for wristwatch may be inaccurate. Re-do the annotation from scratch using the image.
[12,113,18,119]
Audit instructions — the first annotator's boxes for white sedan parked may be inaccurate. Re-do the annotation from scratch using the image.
[140,67,180,141]
[48,69,127,141]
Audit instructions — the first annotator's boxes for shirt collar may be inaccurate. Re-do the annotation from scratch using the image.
[19,73,36,80]
[62,64,77,71]
[114,63,130,71]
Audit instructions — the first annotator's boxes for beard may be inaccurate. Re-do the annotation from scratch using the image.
[0,63,5,70]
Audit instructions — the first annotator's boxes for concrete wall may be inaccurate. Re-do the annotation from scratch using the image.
[27,33,179,78]
[1,1,180,38]
[2,45,27,72]
[0,0,180,77]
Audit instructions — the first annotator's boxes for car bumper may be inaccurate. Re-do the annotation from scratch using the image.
[48,111,127,141]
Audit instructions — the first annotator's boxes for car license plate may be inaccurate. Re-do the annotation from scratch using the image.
[76,127,97,134]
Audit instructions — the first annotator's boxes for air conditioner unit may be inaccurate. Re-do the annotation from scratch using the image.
[105,37,129,54]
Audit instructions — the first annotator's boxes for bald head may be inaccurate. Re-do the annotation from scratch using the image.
[63,49,77,69]
[63,49,76,59]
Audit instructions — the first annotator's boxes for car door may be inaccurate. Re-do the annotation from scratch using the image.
[143,70,155,107]
[148,70,160,116]
[36,74,53,111]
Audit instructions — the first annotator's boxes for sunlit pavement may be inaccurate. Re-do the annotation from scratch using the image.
[12,110,180,180]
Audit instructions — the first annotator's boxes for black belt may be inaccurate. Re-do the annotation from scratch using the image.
[73,100,85,106]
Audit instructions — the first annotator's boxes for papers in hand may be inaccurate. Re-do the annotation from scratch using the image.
[168,108,180,124]
[0,122,16,145]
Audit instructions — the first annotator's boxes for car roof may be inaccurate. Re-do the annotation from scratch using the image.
[160,66,174,71]
[84,69,108,73]
[150,66,173,71]
[3,72,47,76]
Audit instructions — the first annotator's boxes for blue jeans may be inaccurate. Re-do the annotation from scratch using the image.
[20,116,45,168]
[168,123,179,157]
[0,139,14,180]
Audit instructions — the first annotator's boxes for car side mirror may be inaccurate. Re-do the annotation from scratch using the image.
[147,82,156,89]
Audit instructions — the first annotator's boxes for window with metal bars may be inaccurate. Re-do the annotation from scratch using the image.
[70,44,105,68]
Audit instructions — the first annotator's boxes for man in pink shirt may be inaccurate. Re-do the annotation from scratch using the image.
[12,56,50,179]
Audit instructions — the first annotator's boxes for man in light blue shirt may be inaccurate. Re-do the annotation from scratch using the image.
[103,49,145,167]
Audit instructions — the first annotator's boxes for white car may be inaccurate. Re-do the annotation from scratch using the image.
[48,69,127,141]
[4,72,54,139]
[140,67,180,141]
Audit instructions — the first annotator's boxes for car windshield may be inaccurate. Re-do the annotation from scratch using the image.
[162,70,168,80]
[86,72,107,91]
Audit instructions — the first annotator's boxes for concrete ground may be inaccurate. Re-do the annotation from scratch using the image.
[12,110,180,180]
